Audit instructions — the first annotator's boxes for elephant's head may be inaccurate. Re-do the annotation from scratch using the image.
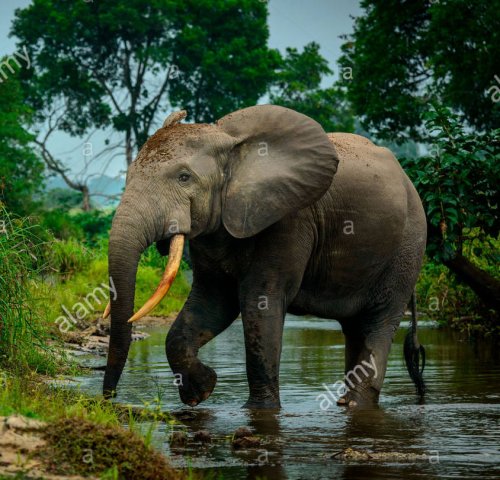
[103,105,339,398]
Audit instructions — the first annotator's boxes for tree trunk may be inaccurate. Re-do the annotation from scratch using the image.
[443,254,500,313]
[81,185,91,211]
[125,129,133,166]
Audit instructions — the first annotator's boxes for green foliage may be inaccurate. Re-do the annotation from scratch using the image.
[46,238,93,279]
[340,1,499,322]
[29,208,189,327]
[168,0,281,123]
[0,376,121,424]
[39,209,84,240]
[270,42,355,133]
[0,68,44,214]
[339,0,500,141]
[0,205,188,369]
[38,208,114,246]
[71,209,114,246]
[39,247,190,328]
[417,255,499,337]
[12,0,280,154]
[401,104,499,261]
[0,377,182,479]
[42,187,83,210]
[0,209,59,374]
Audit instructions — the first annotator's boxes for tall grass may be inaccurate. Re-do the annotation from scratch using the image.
[0,209,60,374]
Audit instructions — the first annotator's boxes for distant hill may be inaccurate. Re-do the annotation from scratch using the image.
[45,174,125,207]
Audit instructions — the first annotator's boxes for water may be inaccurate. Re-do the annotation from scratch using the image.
[77,316,500,479]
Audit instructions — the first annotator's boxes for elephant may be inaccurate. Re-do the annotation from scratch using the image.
[103,104,427,409]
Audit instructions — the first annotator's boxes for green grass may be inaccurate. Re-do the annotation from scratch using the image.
[0,211,62,374]
[0,374,120,424]
[37,255,190,328]
[1,209,190,355]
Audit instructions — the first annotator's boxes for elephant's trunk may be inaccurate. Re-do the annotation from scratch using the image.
[103,231,142,398]
[103,194,160,398]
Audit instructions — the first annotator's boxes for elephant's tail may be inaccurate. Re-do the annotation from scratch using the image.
[404,291,426,399]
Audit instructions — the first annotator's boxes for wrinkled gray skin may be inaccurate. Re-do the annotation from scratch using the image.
[103,105,427,409]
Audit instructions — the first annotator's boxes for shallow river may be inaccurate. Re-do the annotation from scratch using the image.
[78,316,500,479]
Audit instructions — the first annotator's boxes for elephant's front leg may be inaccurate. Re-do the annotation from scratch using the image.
[240,286,287,410]
[238,222,312,409]
[166,272,239,406]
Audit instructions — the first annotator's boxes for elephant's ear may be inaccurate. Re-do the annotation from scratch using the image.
[217,105,339,238]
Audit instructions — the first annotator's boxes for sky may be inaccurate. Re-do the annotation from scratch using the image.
[0,0,362,185]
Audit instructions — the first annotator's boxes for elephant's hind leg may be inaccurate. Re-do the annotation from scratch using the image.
[338,311,402,407]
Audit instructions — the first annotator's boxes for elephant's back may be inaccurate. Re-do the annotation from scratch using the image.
[327,132,407,186]
[325,133,409,218]
[326,132,425,223]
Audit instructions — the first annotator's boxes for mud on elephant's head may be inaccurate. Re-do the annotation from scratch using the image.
[103,105,338,398]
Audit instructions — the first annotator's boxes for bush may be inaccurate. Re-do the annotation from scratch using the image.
[401,104,499,261]
[72,209,114,246]
[42,187,83,210]
[416,255,499,337]
[39,209,84,241]
[46,238,93,279]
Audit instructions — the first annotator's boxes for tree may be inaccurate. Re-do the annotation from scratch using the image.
[339,0,500,317]
[401,105,500,312]
[168,0,281,122]
[339,0,500,142]
[0,69,43,215]
[12,0,279,163]
[270,42,354,133]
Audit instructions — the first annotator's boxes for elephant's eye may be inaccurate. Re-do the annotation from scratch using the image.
[178,172,191,184]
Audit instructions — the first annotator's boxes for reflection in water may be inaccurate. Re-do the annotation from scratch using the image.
[78,316,500,479]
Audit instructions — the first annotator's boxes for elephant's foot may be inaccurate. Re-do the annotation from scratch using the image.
[243,386,281,410]
[337,385,380,408]
[175,361,217,407]
[243,397,281,410]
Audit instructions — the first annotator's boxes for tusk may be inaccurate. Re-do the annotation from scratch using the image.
[103,301,111,319]
[128,234,185,323]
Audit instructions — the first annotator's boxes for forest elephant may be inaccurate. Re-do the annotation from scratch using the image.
[103,105,427,409]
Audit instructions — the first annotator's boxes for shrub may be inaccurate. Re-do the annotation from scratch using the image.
[416,255,499,337]
[72,209,114,246]
[45,238,93,280]
[401,104,498,262]
[39,209,84,241]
